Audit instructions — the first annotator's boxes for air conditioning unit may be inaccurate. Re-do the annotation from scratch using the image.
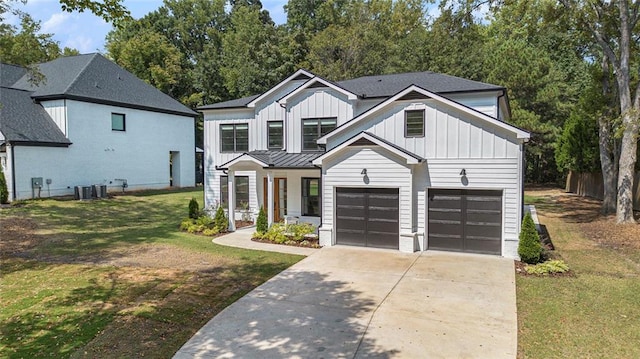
[92,185,108,198]
[81,186,92,200]
[74,186,82,200]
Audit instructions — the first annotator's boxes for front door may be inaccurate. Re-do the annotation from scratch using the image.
[263,178,287,222]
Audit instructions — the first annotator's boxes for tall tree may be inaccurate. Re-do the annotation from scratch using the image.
[561,0,640,223]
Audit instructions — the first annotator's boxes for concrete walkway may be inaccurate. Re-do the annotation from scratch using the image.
[212,227,319,256]
[174,246,517,358]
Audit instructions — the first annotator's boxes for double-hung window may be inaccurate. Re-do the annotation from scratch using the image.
[220,123,249,152]
[302,118,336,150]
[111,113,125,131]
[267,121,283,150]
[405,110,425,137]
[301,178,320,216]
[220,176,249,209]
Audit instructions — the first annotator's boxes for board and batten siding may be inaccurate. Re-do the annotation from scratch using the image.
[286,88,354,153]
[321,147,413,244]
[41,100,67,136]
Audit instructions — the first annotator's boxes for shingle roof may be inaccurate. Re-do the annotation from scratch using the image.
[0,63,27,87]
[9,54,197,117]
[337,72,503,98]
[0,87,71,145]
[198,70,504,109]
[219,150,324,169]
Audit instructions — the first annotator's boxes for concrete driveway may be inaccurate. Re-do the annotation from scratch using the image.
[174,247,517,358]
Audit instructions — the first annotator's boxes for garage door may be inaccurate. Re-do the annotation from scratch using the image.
[427,189,502,255]
[335,188,399,249]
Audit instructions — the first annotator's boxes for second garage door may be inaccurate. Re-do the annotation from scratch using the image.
[427,189,503,255]
[335,187,399,249]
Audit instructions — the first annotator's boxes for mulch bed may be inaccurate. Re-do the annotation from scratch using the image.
[251,236,321,248]
[514,260,574,278]
[235,220,254,229]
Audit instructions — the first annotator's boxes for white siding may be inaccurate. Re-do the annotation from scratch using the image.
[41,100,67,136]
[447,91,500,118]
[11,100,195,200]
[322,147,413,237]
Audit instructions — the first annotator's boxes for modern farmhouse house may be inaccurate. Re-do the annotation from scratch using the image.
[0,54,197,201]
[200,70,529,258]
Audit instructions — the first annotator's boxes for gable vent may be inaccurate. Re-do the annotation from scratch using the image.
[292,73,312,81]
[399,91,430,101]
[349,138,377,147]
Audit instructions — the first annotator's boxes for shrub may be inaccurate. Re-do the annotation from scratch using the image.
[254,222,316,244]
[519,212,543,264]
[0,167,8,204]
[525,260,569,276]
[202,227,220,236]
[188,198,200,219]
[214,205,228,232]
[256,207,268,233]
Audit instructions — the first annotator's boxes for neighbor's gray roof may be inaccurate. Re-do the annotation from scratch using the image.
[0,87,71,145]
[0,63,27,87]
[219,150,324,169]
[9,54,197,117]
[198,71,504,110]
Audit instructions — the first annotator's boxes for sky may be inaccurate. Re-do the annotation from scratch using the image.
[5,0,289,54]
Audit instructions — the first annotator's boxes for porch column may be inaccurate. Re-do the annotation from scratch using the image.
[267,171,274,226]
[227,170,236,231]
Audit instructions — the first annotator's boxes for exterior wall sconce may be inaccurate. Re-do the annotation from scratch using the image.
[460,168,468,186]
[361,168,369,184]
[361,169,367,175]
[460,169,466,176]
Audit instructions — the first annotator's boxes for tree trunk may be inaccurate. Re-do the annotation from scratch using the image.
[598,57,617,214]
[616,110,638,223]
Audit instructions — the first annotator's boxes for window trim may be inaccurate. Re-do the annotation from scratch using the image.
[111,113,126,131]
[220,123,249,153]
[301,177,321,217]
[302,117,337,151]
[404,109,425,138]
[220,175,250,210]
[267,120,284,150]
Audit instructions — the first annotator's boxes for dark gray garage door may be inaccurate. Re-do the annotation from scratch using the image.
[335,188,399,249]
[427,189,502,255]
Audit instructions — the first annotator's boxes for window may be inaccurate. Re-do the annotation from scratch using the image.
[220,176,249,209]
[302,118,336,150]
[220,124,249,152]
[111,113,125,131]
[301,178,320,216]
[405,110,424,137]
[267,121,283,149]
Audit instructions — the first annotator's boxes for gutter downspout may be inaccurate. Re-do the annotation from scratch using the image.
[279,102,287,151]
[10,142,16,201]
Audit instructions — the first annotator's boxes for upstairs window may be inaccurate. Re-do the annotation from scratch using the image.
[405,110,425,137]
[302,118,336,150]
[268,121,283,150]
[111,113,125,131]
[220,123,249,152]
[220,176,249,209]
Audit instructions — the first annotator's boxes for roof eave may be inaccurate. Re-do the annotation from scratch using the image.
[33,95,198,117]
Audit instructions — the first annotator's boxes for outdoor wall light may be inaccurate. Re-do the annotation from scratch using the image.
[361,169,367,175]
[460,169,466,176]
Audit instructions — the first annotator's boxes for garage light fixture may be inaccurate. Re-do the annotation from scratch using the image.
[361,169,367,175]
[460,169,466,176]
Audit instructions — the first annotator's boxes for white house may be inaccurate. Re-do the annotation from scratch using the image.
[200,70,529,258]
[0,54,197,201]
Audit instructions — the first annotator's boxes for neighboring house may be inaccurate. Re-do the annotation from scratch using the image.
[200,69,530,258]
[0,54,197,201]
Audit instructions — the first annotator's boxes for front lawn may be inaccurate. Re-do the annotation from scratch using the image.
[518,189,640,358]
[0,188,303,358]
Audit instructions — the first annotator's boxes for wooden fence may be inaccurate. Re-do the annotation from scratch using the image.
[565,171,640,211]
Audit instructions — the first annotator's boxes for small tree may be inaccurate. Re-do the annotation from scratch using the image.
[518,212,543,264]
[188,198,200,219]
[0,167,8,204]
[256,206,268,233]
[214,205,228,232]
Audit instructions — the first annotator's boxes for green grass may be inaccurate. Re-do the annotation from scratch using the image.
[0,188,303,358]
[518,193,640,358]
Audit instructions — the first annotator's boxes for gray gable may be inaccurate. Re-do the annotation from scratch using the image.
[198,95,259,110]
[10,54,197,117]
[337,72,503,98]
[0,87,71,145]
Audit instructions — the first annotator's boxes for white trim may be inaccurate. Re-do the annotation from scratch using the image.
[278,77,358,105]
[220,154,268,169]
[317,85,530,144]
[247,69,315,108]
[312,132,422,166]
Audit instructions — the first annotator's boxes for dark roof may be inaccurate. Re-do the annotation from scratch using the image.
[337,72,503,98]
[9,54,197,117]
[219,150,324,169]
[0,63,27,87]
[199,70,503,110]
[0,87,71,145]
[197,95,259,110]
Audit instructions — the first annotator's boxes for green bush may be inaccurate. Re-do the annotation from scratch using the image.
[525,260,569,276]
[519,212,543,264]
[256,207,268,233]
[214,205,228,232]
[0,167,8,204]
[254,222,316,244]
[188,198,200,219]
